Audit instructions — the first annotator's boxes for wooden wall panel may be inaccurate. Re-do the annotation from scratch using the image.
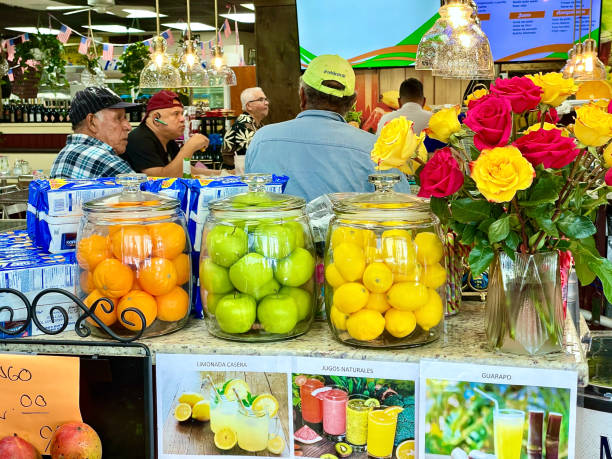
[229,66,257,114]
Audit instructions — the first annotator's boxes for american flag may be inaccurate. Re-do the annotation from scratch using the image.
[56,25,72,44]
[102,43,113,61]
[7,68,13,82]
[7,40,14,61]
[78,36,91,55]
[21,33,29,43]
[161,30,174,45]
[224,19,231,38]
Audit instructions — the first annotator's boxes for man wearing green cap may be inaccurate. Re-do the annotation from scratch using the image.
[245,54,410,201]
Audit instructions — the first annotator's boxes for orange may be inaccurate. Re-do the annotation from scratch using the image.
[80,270,95,295]
[84,289,117,327]
[156,286,190,321]
[172,253,191,285]
[110,225,152,265]
[117,290,158,331]
[93,259,134,298]
[149,222,187,259]
[76,234,112,271]
[138,257,178,296]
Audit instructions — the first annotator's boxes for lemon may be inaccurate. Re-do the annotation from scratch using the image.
[191,399,210,421]
[414,232,444,265]
[362,262,393,293]
[330,305,349,330]
[365,292,390,313]
[394,264,421,283]
[325,263,346,288]
[331,227,366,248]
[252,393,279,417]
[383,405,404,417]
[381,231,418,274]
[364,398,380,407]
[396,439,415,459]
[214,427,237,450]
[178,392,205,407]
[267,434,285,454]
[333,243,366,281]
[414,289,444,330]
[364,242,383,264]
[421,262,447,289]
[386,282,429,311]
[224,379,250,401]
[346,309,385,341]
[174,402,192,422]
[333,282,369,314]
[385,308,417,338]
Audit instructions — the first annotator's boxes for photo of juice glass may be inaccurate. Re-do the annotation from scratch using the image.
[321,387,348,438]
[494,409,525,459]
[209,392,238,434]
[367,407,398,458]
[346,395,370,450]
[235,407,269,452]
[300,378,324,423]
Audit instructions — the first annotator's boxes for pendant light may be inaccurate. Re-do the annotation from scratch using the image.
[179,0,209,87]
[207,0,237,86]
[572,0,605,81]
[139,0,180,89]
[81,10,106,87]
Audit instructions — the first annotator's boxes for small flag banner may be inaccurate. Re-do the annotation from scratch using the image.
[7,40,14,61]
[218,32,223,47]
[21,33,29,43]
[224,19,231,38]
[56,25,72,44]
[161,30,174,45]
[102,43,113,61]
[7,68,13,82]
[78,36,90,55]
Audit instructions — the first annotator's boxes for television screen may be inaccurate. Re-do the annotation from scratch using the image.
[296,0,603,68]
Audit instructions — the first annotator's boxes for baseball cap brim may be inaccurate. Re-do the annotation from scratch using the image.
[106,101,141,110]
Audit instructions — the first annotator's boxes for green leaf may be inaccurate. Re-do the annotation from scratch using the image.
[469,144,480,160]
[557,211,596,239]
[585,257,612,303]
[478,217,496,233]
[502,243,516,260]
[461,224,478,245]
[488,216,511,243]
[451,199,493,224]
[556,239,571,251]
[534,215,558,237]
[524,204,553,220]
[519,174,564,206]
[528,232,546,251]
[505,232,520,251]
[430,197,450,225]
[450,222,467,235]
[468,242,495,277]
[570,241,597,286]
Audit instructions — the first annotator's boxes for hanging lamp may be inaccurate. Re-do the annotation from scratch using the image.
[207,0,237,86]
[571,0,605,81]
[80,10,106,87]
[179,0,208,87]
[139,0,180,89]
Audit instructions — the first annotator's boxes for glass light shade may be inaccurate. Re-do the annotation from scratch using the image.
[561,47,577,79]
[573,39,606,81]
[179,39,209,87]
[81,66,106,87]
[572,43,585,77]
[415,7,449,70]
[207,46,237,86]
[0,56,8,77]
[139,36,181,89]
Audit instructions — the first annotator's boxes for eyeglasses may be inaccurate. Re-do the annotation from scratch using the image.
[247,97,269,104]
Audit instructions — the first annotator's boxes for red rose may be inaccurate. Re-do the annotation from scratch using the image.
[490,76,542,113]
[464,94,513,151]
[608,99,612,115]
[606,168,612,186]
[538,107,559,124]
[512,128,579,169]
[417,147,464,198]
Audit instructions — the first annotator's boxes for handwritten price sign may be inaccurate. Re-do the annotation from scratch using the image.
[0,354,82,453]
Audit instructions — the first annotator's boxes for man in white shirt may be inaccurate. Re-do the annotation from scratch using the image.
[376,78,431,136]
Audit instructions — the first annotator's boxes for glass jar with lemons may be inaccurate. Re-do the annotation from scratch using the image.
[324,173,446,348]
[200,174,318,341]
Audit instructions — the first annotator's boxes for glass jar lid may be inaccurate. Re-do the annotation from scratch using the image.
[333,173,433,223]
[83,173,179,214]
[209,173,305,212]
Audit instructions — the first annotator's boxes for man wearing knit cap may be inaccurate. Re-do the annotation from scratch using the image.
[245,54,410,201]
[124,90,210,177]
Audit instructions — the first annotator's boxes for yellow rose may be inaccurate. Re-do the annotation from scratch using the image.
[464,88,489,106]
[574,104,612,146]
[424,105,461,142]
[527,72,577,107]
[399,141,427,174]
[524,122,570,137]
[603,143,612,168]
[371,116,425,171]
[471,146,535,202]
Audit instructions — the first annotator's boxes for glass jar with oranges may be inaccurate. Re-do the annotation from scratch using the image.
[200,174,317,341]
[76,173,191,338]
[325,173,446,348]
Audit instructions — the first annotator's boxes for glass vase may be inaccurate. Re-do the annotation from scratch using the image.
[486,251,564,355]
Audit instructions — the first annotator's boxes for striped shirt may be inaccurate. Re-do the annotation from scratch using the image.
[50,134,134,179]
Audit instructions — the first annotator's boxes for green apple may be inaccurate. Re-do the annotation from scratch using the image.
[229,253,274,293]
[200,258,234,293]
[284,221,306,248]
[205,225,248,267]
[205,291,232,314]
[215,292,256,333]
[251,278,281,301]
[253,224,296,259]
[232,192,275,207]
[274,247,315,287]
[279,286,312,321]
[257,294,298,334]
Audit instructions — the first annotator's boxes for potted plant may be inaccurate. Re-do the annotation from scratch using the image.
[117,42,150,94]
[13,32,67,94]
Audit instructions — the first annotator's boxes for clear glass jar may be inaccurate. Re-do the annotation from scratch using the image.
[200,174,317,341]
[325,173,445,348]
[77,173,191,338]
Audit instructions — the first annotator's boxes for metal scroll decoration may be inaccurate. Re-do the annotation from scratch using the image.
[0,288,146,343]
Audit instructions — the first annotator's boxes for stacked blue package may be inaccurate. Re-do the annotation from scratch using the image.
[140,177,190,214]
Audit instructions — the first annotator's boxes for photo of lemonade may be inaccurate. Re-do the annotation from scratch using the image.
[494,409,525,459]
[367,407,399,458]
[209,392,239,434]
[235,407,269,452]
[346,395,371,450]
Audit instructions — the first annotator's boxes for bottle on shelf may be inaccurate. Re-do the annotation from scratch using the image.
[182,158,192,178]
[35,99,42,123]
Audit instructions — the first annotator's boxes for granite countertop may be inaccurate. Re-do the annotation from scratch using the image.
[0,301,589,385]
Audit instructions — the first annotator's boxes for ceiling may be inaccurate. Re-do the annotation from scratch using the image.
[0,0,255,41]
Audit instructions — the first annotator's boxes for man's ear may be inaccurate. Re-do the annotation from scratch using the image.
[422,97,426,107]
[299,87,306,110]
[87,113,98,133]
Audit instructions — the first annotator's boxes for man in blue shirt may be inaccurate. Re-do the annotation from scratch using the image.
[245,55,411,202]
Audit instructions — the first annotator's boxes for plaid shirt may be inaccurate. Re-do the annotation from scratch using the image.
[50,134,134,179]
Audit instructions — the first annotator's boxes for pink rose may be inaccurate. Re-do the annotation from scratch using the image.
[605,168,612,186]
[538,107,560,124]
[417,147,464,198]
[513,128,579,169]
[608,99,612,115]
[490,76,542,113]
[464,94,513,151]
